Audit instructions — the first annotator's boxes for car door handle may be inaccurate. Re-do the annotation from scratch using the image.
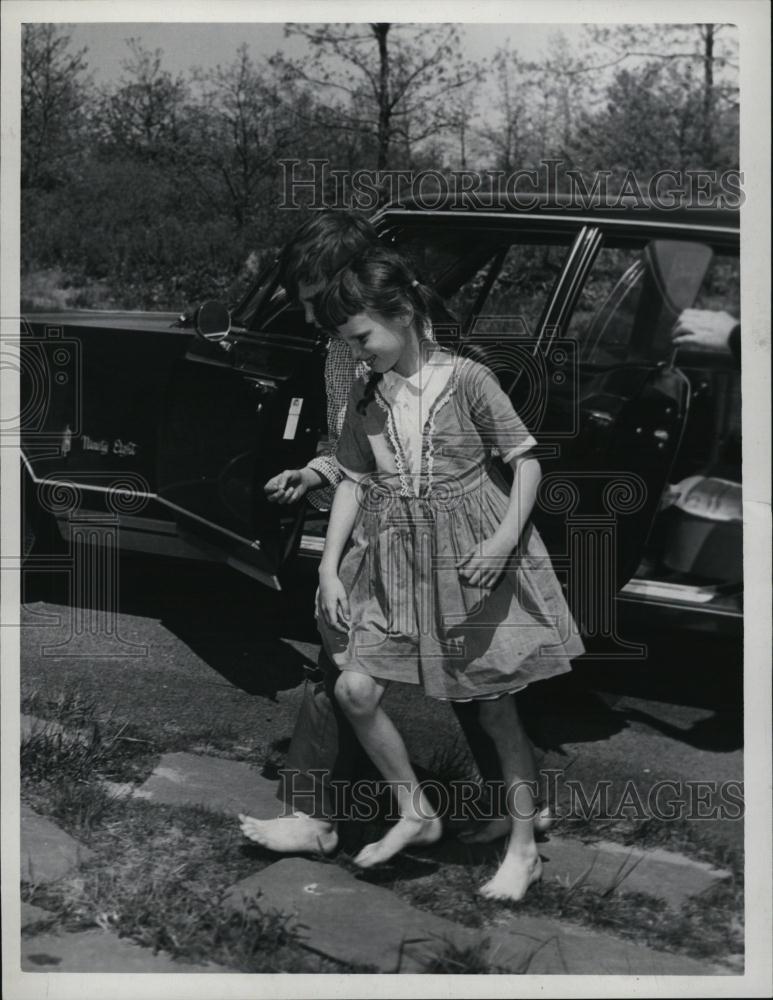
[243,376,278,394]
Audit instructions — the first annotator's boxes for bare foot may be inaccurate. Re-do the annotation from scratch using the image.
[478,846,543,902]
[458,807,554,845]
[354,815,443,869]
[238,811,338,855]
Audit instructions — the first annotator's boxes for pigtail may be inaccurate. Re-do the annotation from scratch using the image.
[411,278,459,344]
[357,370,384,415]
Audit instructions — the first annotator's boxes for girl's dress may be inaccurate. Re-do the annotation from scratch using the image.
[318,344,585,701]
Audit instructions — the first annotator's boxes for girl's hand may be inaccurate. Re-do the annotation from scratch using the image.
[265,468,309,504]
[457,536,514,589]
[317,574,351,633]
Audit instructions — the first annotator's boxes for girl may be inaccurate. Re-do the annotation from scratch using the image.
[315,247,584,901]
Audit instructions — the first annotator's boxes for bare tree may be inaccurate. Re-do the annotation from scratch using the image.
[21,25,92,189]
[98,40,188,156]
[186,46,302,228]
[579,24,738,169]
[271,23,482,172]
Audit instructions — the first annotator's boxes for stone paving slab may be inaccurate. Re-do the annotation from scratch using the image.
[21,803,94,885]
[21,902,55,928]
[536,834,731,909]
[20,928,230,973]
[224,857,719,975]
[134,752,279,818]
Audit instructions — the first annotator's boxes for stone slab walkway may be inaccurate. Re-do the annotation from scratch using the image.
[21,902,55,929]
[17,734,736,975]
[136,749,731,907]
[20,928,229,973]
[21,803,94,885]
[538,834,730,908]
[134,751,279,817]
[225,857,720,975]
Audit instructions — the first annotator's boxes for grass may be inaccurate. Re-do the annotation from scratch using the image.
[418,937,512,974]
[21,714,157,793]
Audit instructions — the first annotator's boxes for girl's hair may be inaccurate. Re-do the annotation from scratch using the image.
[315,245,455,414]
[278,210,378,300]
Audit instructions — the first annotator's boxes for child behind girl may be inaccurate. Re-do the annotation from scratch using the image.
[315,247,584,901]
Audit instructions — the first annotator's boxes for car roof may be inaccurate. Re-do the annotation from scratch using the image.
[375,192,739,241]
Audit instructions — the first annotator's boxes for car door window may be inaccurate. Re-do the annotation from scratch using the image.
[570,239,727,367]
[394,228,572,338]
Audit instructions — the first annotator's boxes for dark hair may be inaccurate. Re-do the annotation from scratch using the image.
[278,210,379,300]
[315,245,454,414]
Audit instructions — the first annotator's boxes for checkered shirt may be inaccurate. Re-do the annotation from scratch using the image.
[306,337,368,510]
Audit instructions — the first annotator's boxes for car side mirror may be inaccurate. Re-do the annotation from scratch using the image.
[194,301,231,343]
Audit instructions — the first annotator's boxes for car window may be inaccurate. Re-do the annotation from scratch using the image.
[247,225,573,341]
[570,240,736,367]
[569,247,645,365]
[691,253,740,317]
[393,228,572,338]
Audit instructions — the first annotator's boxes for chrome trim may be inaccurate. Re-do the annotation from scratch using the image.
[618,591,742,618]
[377,209,739,237]
[21,452,157,499]
[22,451,264,554]
[532,227,587,346]
[300,534,325,555]
[553,227,604,335]
[154,495,263,551]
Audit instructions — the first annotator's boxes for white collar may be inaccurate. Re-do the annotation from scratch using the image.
[381,344,452,390]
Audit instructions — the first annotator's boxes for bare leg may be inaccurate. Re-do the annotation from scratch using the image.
[476,695,543,902]
[334,671,442,868]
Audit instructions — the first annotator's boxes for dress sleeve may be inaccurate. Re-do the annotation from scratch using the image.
[465,361,537,462]
[335,380,377,480]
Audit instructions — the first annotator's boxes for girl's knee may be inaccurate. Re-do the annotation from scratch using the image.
[335,671,381,716]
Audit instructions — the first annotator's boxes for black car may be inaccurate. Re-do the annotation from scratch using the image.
[21,195,742,642]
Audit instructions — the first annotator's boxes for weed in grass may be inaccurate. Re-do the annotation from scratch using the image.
[22,686,102,731]
[99,873,300,970]
[416,936,508,974]
[21,713,157,789]
[21,728,104,786]
[47,779,121,837]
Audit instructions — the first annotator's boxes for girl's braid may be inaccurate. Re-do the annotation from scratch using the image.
[356,370,384,415]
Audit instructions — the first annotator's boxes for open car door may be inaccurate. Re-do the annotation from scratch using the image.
[527,237,714,640]
[156,306,325,589]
